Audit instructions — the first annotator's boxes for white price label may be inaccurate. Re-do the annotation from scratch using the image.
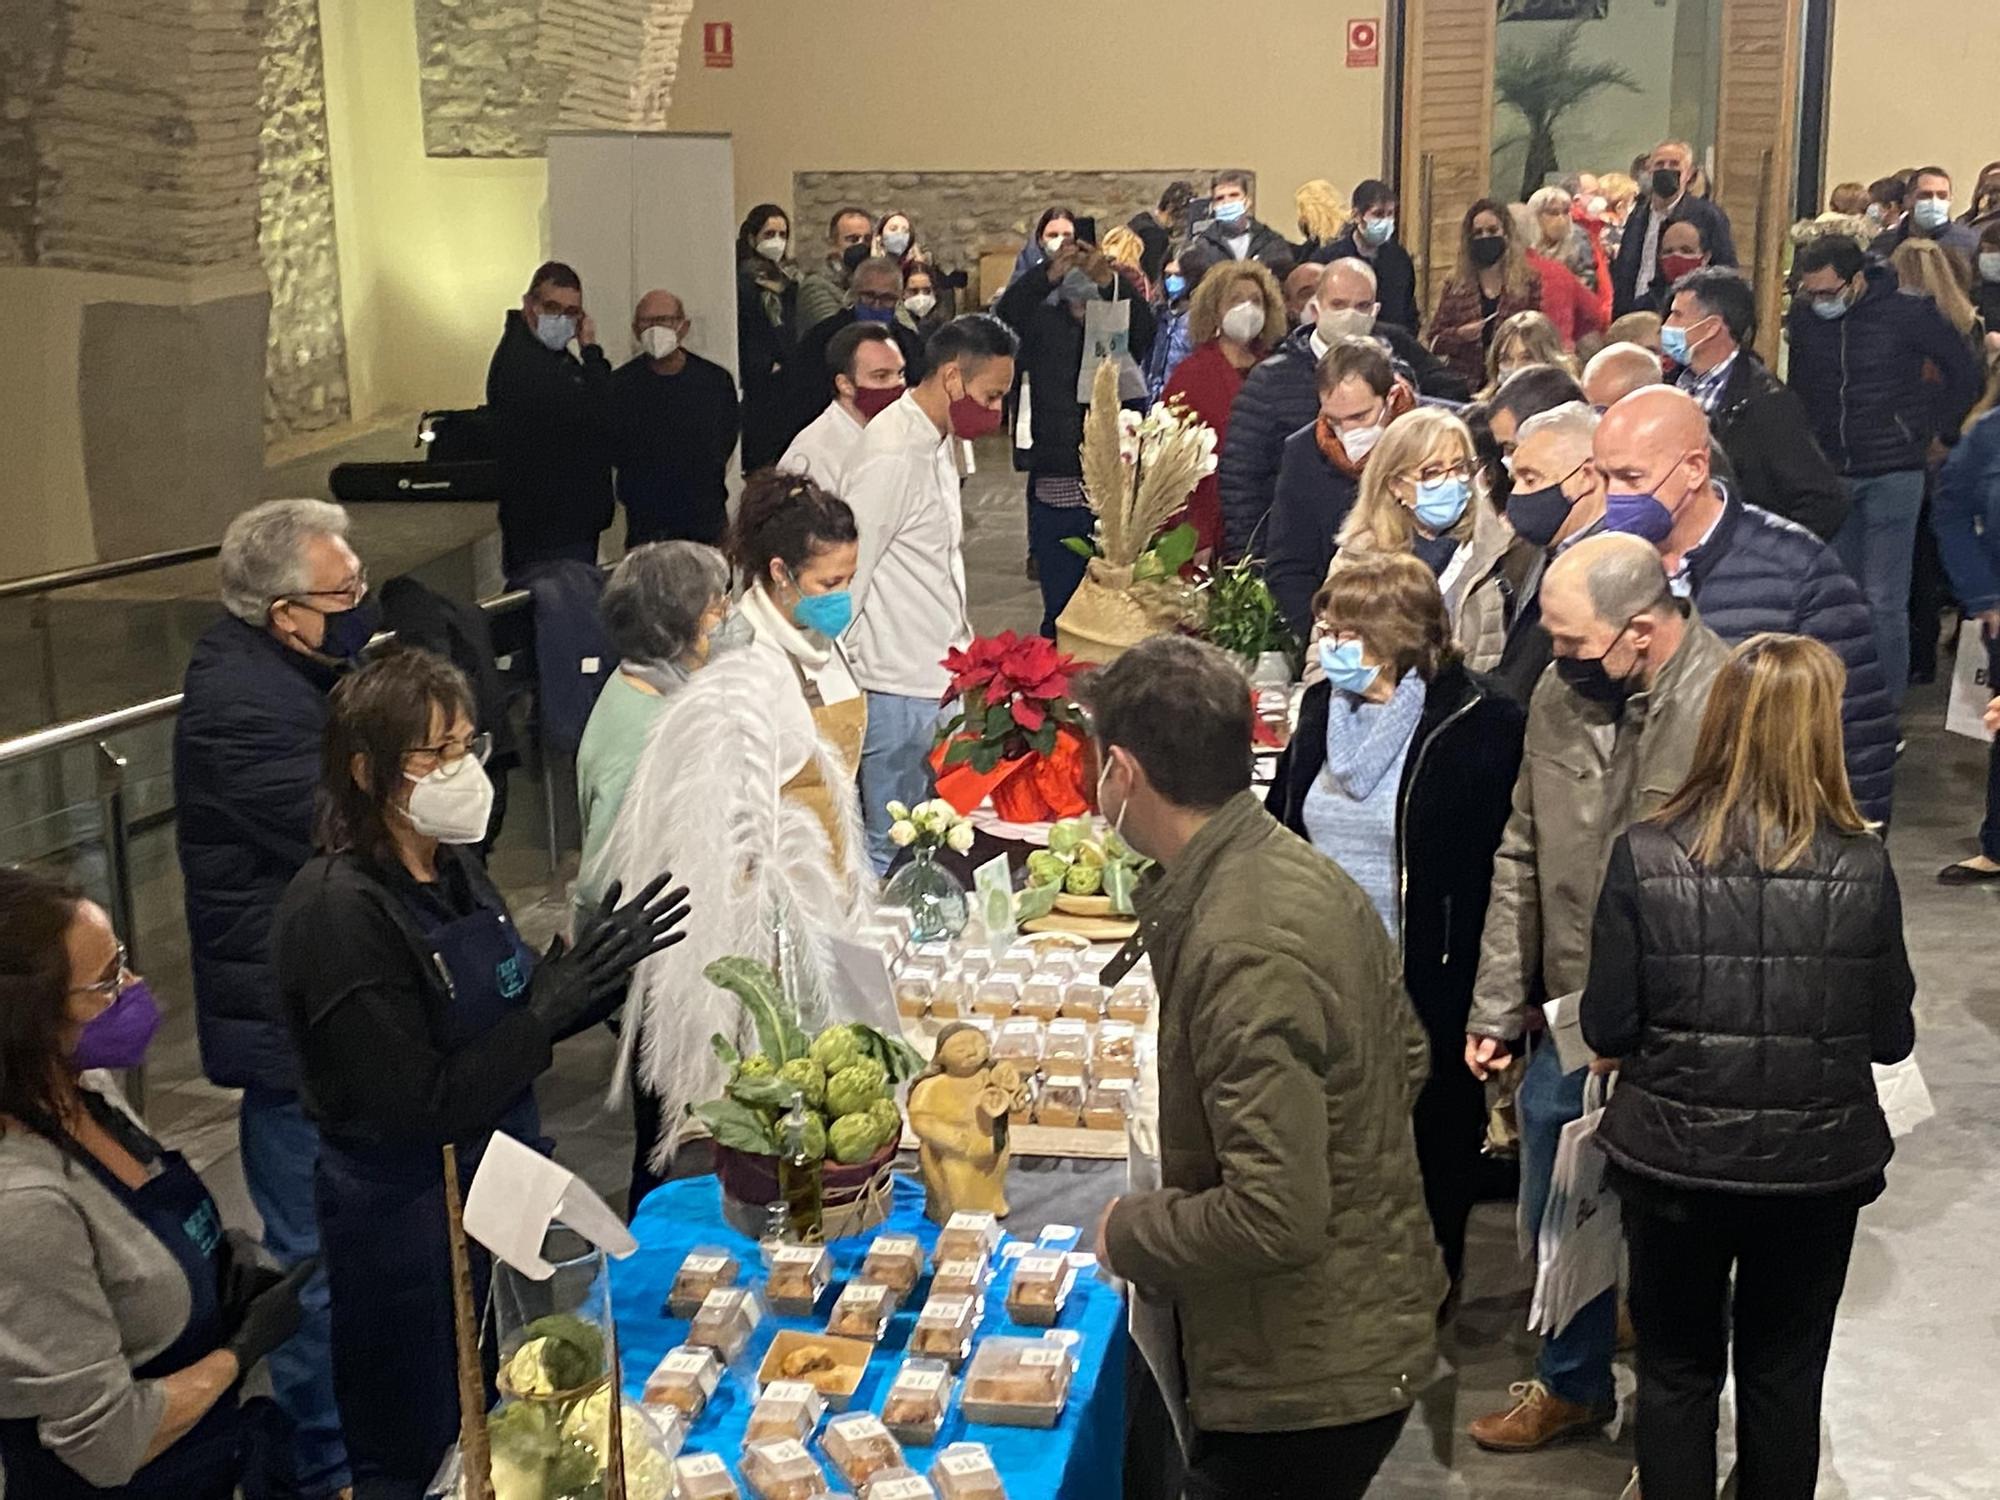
[677,1452,727,1477]
[935,1259,981,1283]
[939,1450,994,1477]
[873,1479,936,1500]
[895,1367,948,1394]
[842,1282,888,1306]
[834,1414,889,1439]
[875,1234,921,1255]
[920,1295,973,1323]
[945,1211,995,1233]
[758,1439,810,1463]
[1020,1348,1066,1368]
[681,1253,729,1274]
[663,1351,712,1376]
[773,1245,822,1265]
[1016,1253,1064,1278]
[760,1380,816,1404]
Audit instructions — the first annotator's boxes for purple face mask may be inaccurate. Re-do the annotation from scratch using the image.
[72,980,162,1071]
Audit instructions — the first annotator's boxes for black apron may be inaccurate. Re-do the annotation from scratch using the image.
[0,1116,241,1499]
[315,875,543,1500]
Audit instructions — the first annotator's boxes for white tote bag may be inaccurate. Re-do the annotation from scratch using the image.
[1946,619,1995,742]
[1529,1071,1622,1338]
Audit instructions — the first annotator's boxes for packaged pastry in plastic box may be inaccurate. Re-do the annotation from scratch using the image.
[1002,1251,1077,1327]
[990,1018,1043,1067]
[741,1437,832,1500]
[907,1292,981,1367]
[928,976,972,1022]
[987,952,1035,983]
[1092,1020,1139,1081]
[819,1411,906,1490]
[642,1344,723,1420]
[893,961,942,1021]
[1106,981,1153,1026]
[951,946,995,982]
[864,1471,940,1500]
[1031,945,1080,982]
[747,1379,828,1445]
[1016,976,1063,1021]
[1033,1072,1085,1129]
[859,1233,924,1303]
[1083,1078,1133,1131]
[825,1280,895,1342]
[766,1244,833,1316]
[933,1211,1002,1266]
[879,1356,953,1445]
[871,905,916,945]
[1042,1020,1091,1067]
[688,1287,764,1362]
[755,1330,874,1409]
[970,977,1020,1020]
[668,1246,742,1317]
[929,1442,1008,1500]
[673,1450,744,1499]
[1057,982,1104,1021]
[960,1336,1076,1428]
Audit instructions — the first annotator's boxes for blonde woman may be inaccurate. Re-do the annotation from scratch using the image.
[1427,198,1543,385]
[1596,171,1640,256]
[1099,224,1154,302]
[1295,178,1350,260]
[1485,310,1574,395]
[1163,259,1287,559]
[1890,237,1981,348]
[1581,633,1914,1498]
[1327,406,1524,668]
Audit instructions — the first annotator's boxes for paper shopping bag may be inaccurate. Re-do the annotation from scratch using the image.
[1079,300,1148,403]
[1529,1074,1621,1337]
[1946,620,1995,742]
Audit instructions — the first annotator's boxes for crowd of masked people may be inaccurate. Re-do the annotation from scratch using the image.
[2,147,1993,1500]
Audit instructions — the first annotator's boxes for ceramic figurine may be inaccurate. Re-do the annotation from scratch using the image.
[906,1023,1029,1223]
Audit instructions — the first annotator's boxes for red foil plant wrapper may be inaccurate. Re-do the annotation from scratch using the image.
[930,632,1091,822]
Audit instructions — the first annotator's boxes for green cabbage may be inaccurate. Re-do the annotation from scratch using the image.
[826,1059,888,1117]
[777,1057,827,1111]
[807,1023,866,1076]
[830,1110,889,1164]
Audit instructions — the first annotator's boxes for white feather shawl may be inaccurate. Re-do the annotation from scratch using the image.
[587,639,876,1170]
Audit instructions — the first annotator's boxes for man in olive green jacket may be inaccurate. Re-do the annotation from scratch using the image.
[1090,635,1444,1500]
[1462,534,1729,1454]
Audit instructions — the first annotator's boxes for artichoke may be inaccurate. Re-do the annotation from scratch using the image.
[736,1054,778,1082]
[794,1111,828,1162]
[1025,850,1069,887]
[1073,839,1106,868]
[1047,818,1090,856]
[1064,861,1104,897]
[777,1057,827,1111]
[826,1059,889,1117]
[830,1110,888,1164]
[807,1023,866,1076]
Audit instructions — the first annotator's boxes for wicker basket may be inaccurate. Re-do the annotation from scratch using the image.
[712,1140,898,1243]
[1055,559,1184,665]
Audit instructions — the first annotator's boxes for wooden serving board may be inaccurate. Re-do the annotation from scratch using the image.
[1021,912,1140,942]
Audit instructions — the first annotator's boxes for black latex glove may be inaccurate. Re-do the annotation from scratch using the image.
[215,1228,285,1333]
[226,1257,316,1370]
[527,871,691,1040]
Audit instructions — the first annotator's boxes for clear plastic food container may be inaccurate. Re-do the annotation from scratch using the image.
[952,946,995,982]
[642,1343,724,1420]
[1033,1072,1086,1129]
[825,1280,895,1343]
[1057,981,1105,1021]
[1015,976,1064,1021]
[741,1436,832,1500]
[971,977,1021,1019]
[933,1211,1002,1265]
[1031,947,1080,982]
[1042,1020,1091,1066]
[673,1450,744,1499]
[746,1379,828,1446]
[990,1019,1044,1067]
[878,1356,953,1445]
[1082,1078,1134,1131]
[1092,1020,1139,1081]
[859,1233,924,1303]
[668,1246,742,1317]
[864,1470,940,1500]
[688,1287,764,1362]
[930,1441,1008,1499]
[960,1337,1075,1429]
[1003,1252,1077,1328]
[929,976,972,1022]
[766,1244,833,1316]
[819,1411,906,1490]
[894,961,943,1020]
[907,1292,982,1367]
[1106,981,1154,1026]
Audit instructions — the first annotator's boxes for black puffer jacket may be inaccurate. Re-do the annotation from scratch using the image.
[1707,353,1848,541]
[1581,820,1915,1194]
[1783,262,1983,477]
[994,270,1155,478]
[1684,493,1898,824]
[1217,326,1320,563]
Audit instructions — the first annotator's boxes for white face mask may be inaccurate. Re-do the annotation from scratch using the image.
[1340,422,1385,461]
[755,235,789,262]
[1317,306,1378,341]
[640,325,680,359]
[1095,752,1134,851]
[403,758,495,845]
[1221,300,1266,343]
[1042,235,1068,257]
[882,230,912,256]
[904,291,937,317]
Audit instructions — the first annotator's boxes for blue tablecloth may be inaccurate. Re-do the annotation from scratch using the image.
[611,1174,1125,1500]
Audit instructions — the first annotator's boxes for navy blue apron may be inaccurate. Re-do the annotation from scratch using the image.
[315,878,542,1500]
[0,1121,241,1499]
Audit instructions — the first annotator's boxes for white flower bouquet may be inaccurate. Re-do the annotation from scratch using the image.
[885,799,976,855]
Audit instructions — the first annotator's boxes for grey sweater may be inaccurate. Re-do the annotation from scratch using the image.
[0,1086,189,1489]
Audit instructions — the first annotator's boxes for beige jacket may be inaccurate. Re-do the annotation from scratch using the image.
[1327,493,1524,671]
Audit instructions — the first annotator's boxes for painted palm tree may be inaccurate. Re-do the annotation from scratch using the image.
[1494,22,1639,200]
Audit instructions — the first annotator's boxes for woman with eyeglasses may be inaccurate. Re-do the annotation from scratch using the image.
[0,867,312,1497]
[272,647,689,1496]
[1326,406,1528,671]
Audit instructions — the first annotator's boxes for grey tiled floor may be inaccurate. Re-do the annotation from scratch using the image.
[122,456,2000,1497]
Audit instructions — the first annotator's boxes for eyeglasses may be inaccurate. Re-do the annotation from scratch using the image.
[1404,459,1475,485]
[287,571,369,610]
[70,942,134,999]
[854,291,901,311]
[403,731,493,773]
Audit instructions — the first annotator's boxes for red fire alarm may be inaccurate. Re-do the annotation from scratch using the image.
[1346,18,1380,68]
[703,20,734,68]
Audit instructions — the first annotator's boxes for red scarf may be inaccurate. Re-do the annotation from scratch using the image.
[1314,383,1415,474]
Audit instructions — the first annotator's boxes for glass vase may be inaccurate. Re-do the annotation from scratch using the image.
[884,844,969,943]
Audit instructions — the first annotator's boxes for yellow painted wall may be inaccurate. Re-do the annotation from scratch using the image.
[319,0,547,423]
[663,0,1389,233]
[1825,0,2000,203]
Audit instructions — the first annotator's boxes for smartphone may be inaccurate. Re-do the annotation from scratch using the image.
[1073,215,1099,246]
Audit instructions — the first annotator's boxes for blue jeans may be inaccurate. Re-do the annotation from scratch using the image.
[860,691,944,873]
[1028,485,1096,638]
[240,1086,348,1498]
[1518,1041,1618,1410]
[1833,469,1926,712]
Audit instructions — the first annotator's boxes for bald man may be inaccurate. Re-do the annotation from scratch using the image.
[1594,385,1897,821]
[1466,531,1728,1454]
[611,289,740,546]
[1281,261,1323,329]
[1582,341,1663,408]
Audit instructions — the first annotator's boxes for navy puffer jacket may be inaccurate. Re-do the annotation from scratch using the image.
[1216,325,1319,564]
[174,617,338,1091]
[1683,493,1898,823]
[1783,263,1982,477]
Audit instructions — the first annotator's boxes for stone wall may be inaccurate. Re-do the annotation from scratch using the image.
[0,0,66,265]
[417,0,692,157]
[257,0,348,441]
[792,169,1232,294]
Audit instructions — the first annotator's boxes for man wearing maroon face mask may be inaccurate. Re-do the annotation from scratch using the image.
[781,322,908,496]
[842,314,1019,871]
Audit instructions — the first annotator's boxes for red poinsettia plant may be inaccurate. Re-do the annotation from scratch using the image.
[937,631,1086,775]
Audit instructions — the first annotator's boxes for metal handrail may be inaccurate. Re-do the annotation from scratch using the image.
[0,544,224,603]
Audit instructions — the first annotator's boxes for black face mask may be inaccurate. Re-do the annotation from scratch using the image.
[1469,234,1507,268]
[1652,167,1683,199]
[1555,622,1637,709]
[1506,481,1575,548]
[841,241,870,273]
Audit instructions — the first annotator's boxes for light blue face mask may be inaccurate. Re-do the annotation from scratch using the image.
[1213,199,1248,225]
[1810,292,1852,322]
[1411,474,1470,532]
[534,313,577,351]
[1360,215,1395,246]
[792,588,854,639]
[1911,198,1952,232]
[1317,638,1380,697]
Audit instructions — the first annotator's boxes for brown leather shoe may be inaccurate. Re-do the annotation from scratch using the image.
[1467,1380,1613,1452]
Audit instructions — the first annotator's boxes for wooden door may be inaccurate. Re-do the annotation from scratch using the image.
[1397,0,1497,333]
[1712,0,1806,362]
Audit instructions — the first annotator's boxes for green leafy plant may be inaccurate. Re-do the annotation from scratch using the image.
[1198,560,1295,661]
[1493,22,1638,200]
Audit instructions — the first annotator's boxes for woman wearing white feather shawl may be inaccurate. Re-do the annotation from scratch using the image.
[591,473,878,1193]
